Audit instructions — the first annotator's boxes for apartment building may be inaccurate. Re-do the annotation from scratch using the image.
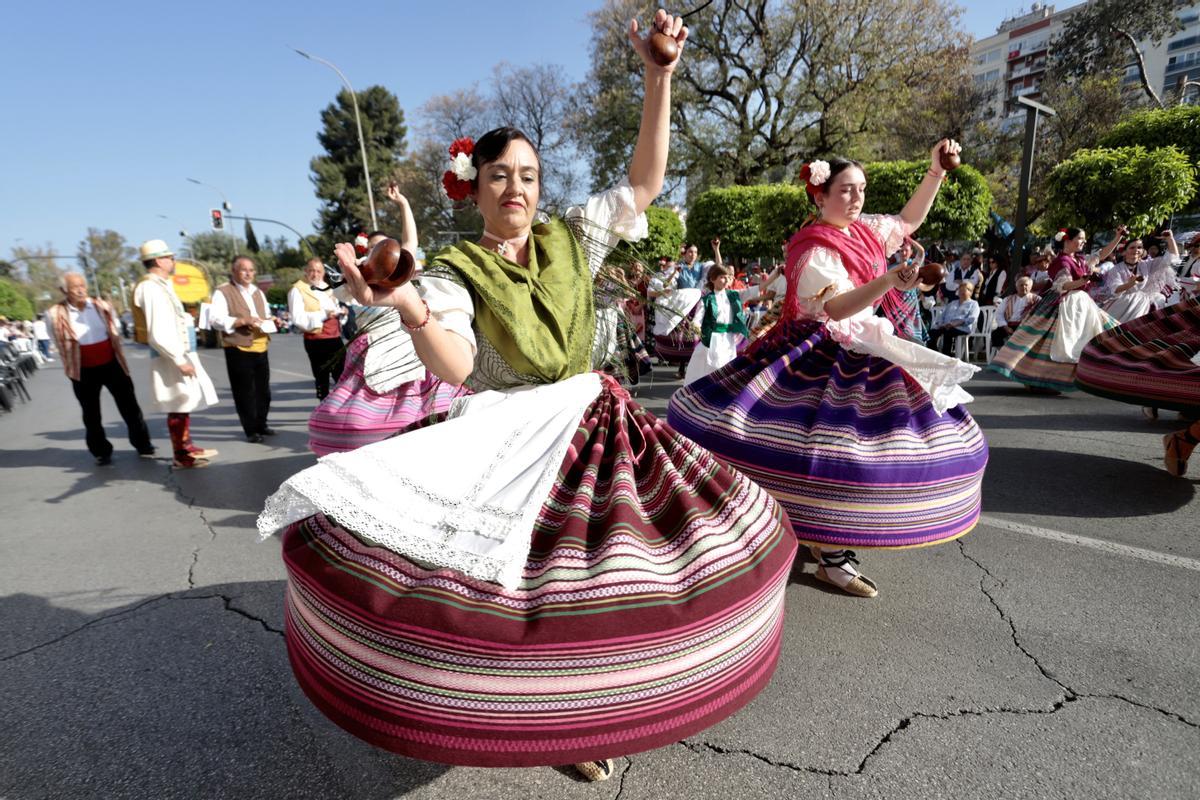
[970,2,1200,126]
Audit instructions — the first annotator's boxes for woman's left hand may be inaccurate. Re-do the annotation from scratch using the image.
[628,8,688,73]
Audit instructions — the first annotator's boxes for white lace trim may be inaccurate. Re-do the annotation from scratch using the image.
[258,373,603,589]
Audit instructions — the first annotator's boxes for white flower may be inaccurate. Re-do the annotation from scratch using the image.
[807,160,831,186]
[451,152,477,182]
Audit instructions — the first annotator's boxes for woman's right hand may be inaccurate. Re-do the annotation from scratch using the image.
[889,265,921,292]
[385,182,408,206]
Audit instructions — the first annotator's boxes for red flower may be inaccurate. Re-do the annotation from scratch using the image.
[449,136,474,158]
[442,170,472,202]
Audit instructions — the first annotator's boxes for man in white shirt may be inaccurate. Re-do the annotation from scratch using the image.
[991,276,1040,349]
[928,282,981,355]
[47,272,154,464]
[288,258,345,399]
[32,313,53,361]
[209,256,277,442]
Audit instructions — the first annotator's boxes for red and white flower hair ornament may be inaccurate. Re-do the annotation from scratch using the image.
[442,137,476,202]
[1053,228,1068,242]
[798,160,831,197]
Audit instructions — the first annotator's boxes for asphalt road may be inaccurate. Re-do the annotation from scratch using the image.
[2,334,1197,800]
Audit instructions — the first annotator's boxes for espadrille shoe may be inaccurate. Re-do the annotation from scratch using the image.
[811,548,879,599]
[574,759,614,781]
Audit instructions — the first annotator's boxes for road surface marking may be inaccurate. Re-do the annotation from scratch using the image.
[979,515,1200,572]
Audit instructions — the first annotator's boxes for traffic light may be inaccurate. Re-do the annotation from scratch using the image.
[210,208,225,231]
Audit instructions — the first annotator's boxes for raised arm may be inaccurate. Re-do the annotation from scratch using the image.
[900,140,961,233]
[626,9,688,213]
[1097,225,1128,263]
[386,183,419,253]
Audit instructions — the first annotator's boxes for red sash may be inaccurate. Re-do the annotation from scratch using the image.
[80,339,116,368]
[305,317,342,340]
[782,220,887,320]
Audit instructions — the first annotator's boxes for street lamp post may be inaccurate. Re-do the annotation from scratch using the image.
[293,47,379,230]
[222,214,320,259]
[1009,96,1057,283]
[186,177,239,255]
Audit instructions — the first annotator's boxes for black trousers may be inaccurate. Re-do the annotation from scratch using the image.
[928,327,969,356]
[224,347,272,436]
[303,337,344,400]
[71,358,153,457]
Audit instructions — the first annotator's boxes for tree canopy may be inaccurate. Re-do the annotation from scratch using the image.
[311,86,408,243]
[0,278,34,321]
[1100,105,1200,181]
[1041,145,1197,236]
[862,162,993,241]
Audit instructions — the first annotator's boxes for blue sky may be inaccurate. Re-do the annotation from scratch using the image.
[1,1,1022,264]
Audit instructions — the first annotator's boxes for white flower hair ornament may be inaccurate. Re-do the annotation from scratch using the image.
[807,160,831,187]
[451,152,477,182]
[1053,229,1068,242]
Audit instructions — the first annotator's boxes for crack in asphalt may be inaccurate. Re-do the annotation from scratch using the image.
[956,539,1072,693]
[612,756,632,800]
[171,593,285,636]
[0,595,169,662]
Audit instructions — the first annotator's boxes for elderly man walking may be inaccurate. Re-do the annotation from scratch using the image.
[132,239,219,468]
[47,272,154,464]
[209,256,277,442]
[288,257,345,399]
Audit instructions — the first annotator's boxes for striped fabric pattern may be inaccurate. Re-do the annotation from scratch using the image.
[282,382,797,766]
[667,319,987,549]
[653,301,701,364]
[1075,296,1200,414]
[308,335,470,456]
[988,292,1118,391]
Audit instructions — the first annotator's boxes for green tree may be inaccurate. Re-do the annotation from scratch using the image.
[9,245,63,309]
[576,0,963,194]
[0,260,15,279]
[862,161,993,241]
[0,278,35,320]
[754,184,814,257]
[1100,105,1200,180]
[182,232,247,273]
[1041,146,1196,236]
[77,228,138,301]
[687,185,781,261]
[311,86,408,242]
[613,205,684,265]
[1049,0,1180,107]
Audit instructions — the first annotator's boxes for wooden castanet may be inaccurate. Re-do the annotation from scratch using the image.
[359,238,415,289]
[649,31,679,66]
[918,262,946,286]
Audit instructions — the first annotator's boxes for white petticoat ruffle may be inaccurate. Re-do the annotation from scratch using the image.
[258,372,603,589]
[653,288,703,336]
[825,314,978,415]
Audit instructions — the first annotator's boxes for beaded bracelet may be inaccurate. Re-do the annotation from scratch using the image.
[402,298,432,332]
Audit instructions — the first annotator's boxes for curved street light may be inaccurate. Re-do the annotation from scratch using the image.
[292,47,379,230]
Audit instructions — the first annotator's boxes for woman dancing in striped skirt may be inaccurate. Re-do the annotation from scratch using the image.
[1076,295,1200,476]
[258,10,796,783]
[669,143,988,597]
[989,226,1121,392]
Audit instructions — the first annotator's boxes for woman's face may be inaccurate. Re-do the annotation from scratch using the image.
[1065,230,1087,253]
[473,139,540,237]
[816,166,866,228]
[712,271,730,291]
[1124,240,1144,263]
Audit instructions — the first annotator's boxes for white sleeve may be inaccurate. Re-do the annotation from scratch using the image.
[794,247,853,300]
[207,289,236,334]
[858,214,912,258]
[418,276,477,355]
[564,178,649,277]
[738,284,763,303]
[287,287,325,333]
[691,299,706,328]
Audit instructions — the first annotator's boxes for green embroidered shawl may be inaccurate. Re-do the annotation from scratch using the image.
[428,218,594,383]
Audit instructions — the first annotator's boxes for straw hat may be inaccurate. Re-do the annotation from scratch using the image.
[138,239,175,261]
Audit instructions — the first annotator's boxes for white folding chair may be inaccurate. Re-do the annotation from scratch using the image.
[954,305,997,363]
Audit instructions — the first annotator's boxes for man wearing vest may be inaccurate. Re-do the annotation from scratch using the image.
[288,257,345,400]
[132,239,219,469]
[209,256,277,443]
[48,272,154,465]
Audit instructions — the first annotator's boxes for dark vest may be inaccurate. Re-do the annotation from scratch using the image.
[700,290,751,347]
[217,283,269,348]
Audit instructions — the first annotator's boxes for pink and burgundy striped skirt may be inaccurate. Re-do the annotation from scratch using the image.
[1075,296,1200,413]
[282,382,797,766]
[668,319,987,550]
[308,335,469,456]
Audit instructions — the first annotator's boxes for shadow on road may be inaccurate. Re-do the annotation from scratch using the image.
[0,586,450,799]
[982,446,1195,518]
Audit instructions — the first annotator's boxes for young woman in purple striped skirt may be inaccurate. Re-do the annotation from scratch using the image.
[669,145,988,598]
[258,11,796,783]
